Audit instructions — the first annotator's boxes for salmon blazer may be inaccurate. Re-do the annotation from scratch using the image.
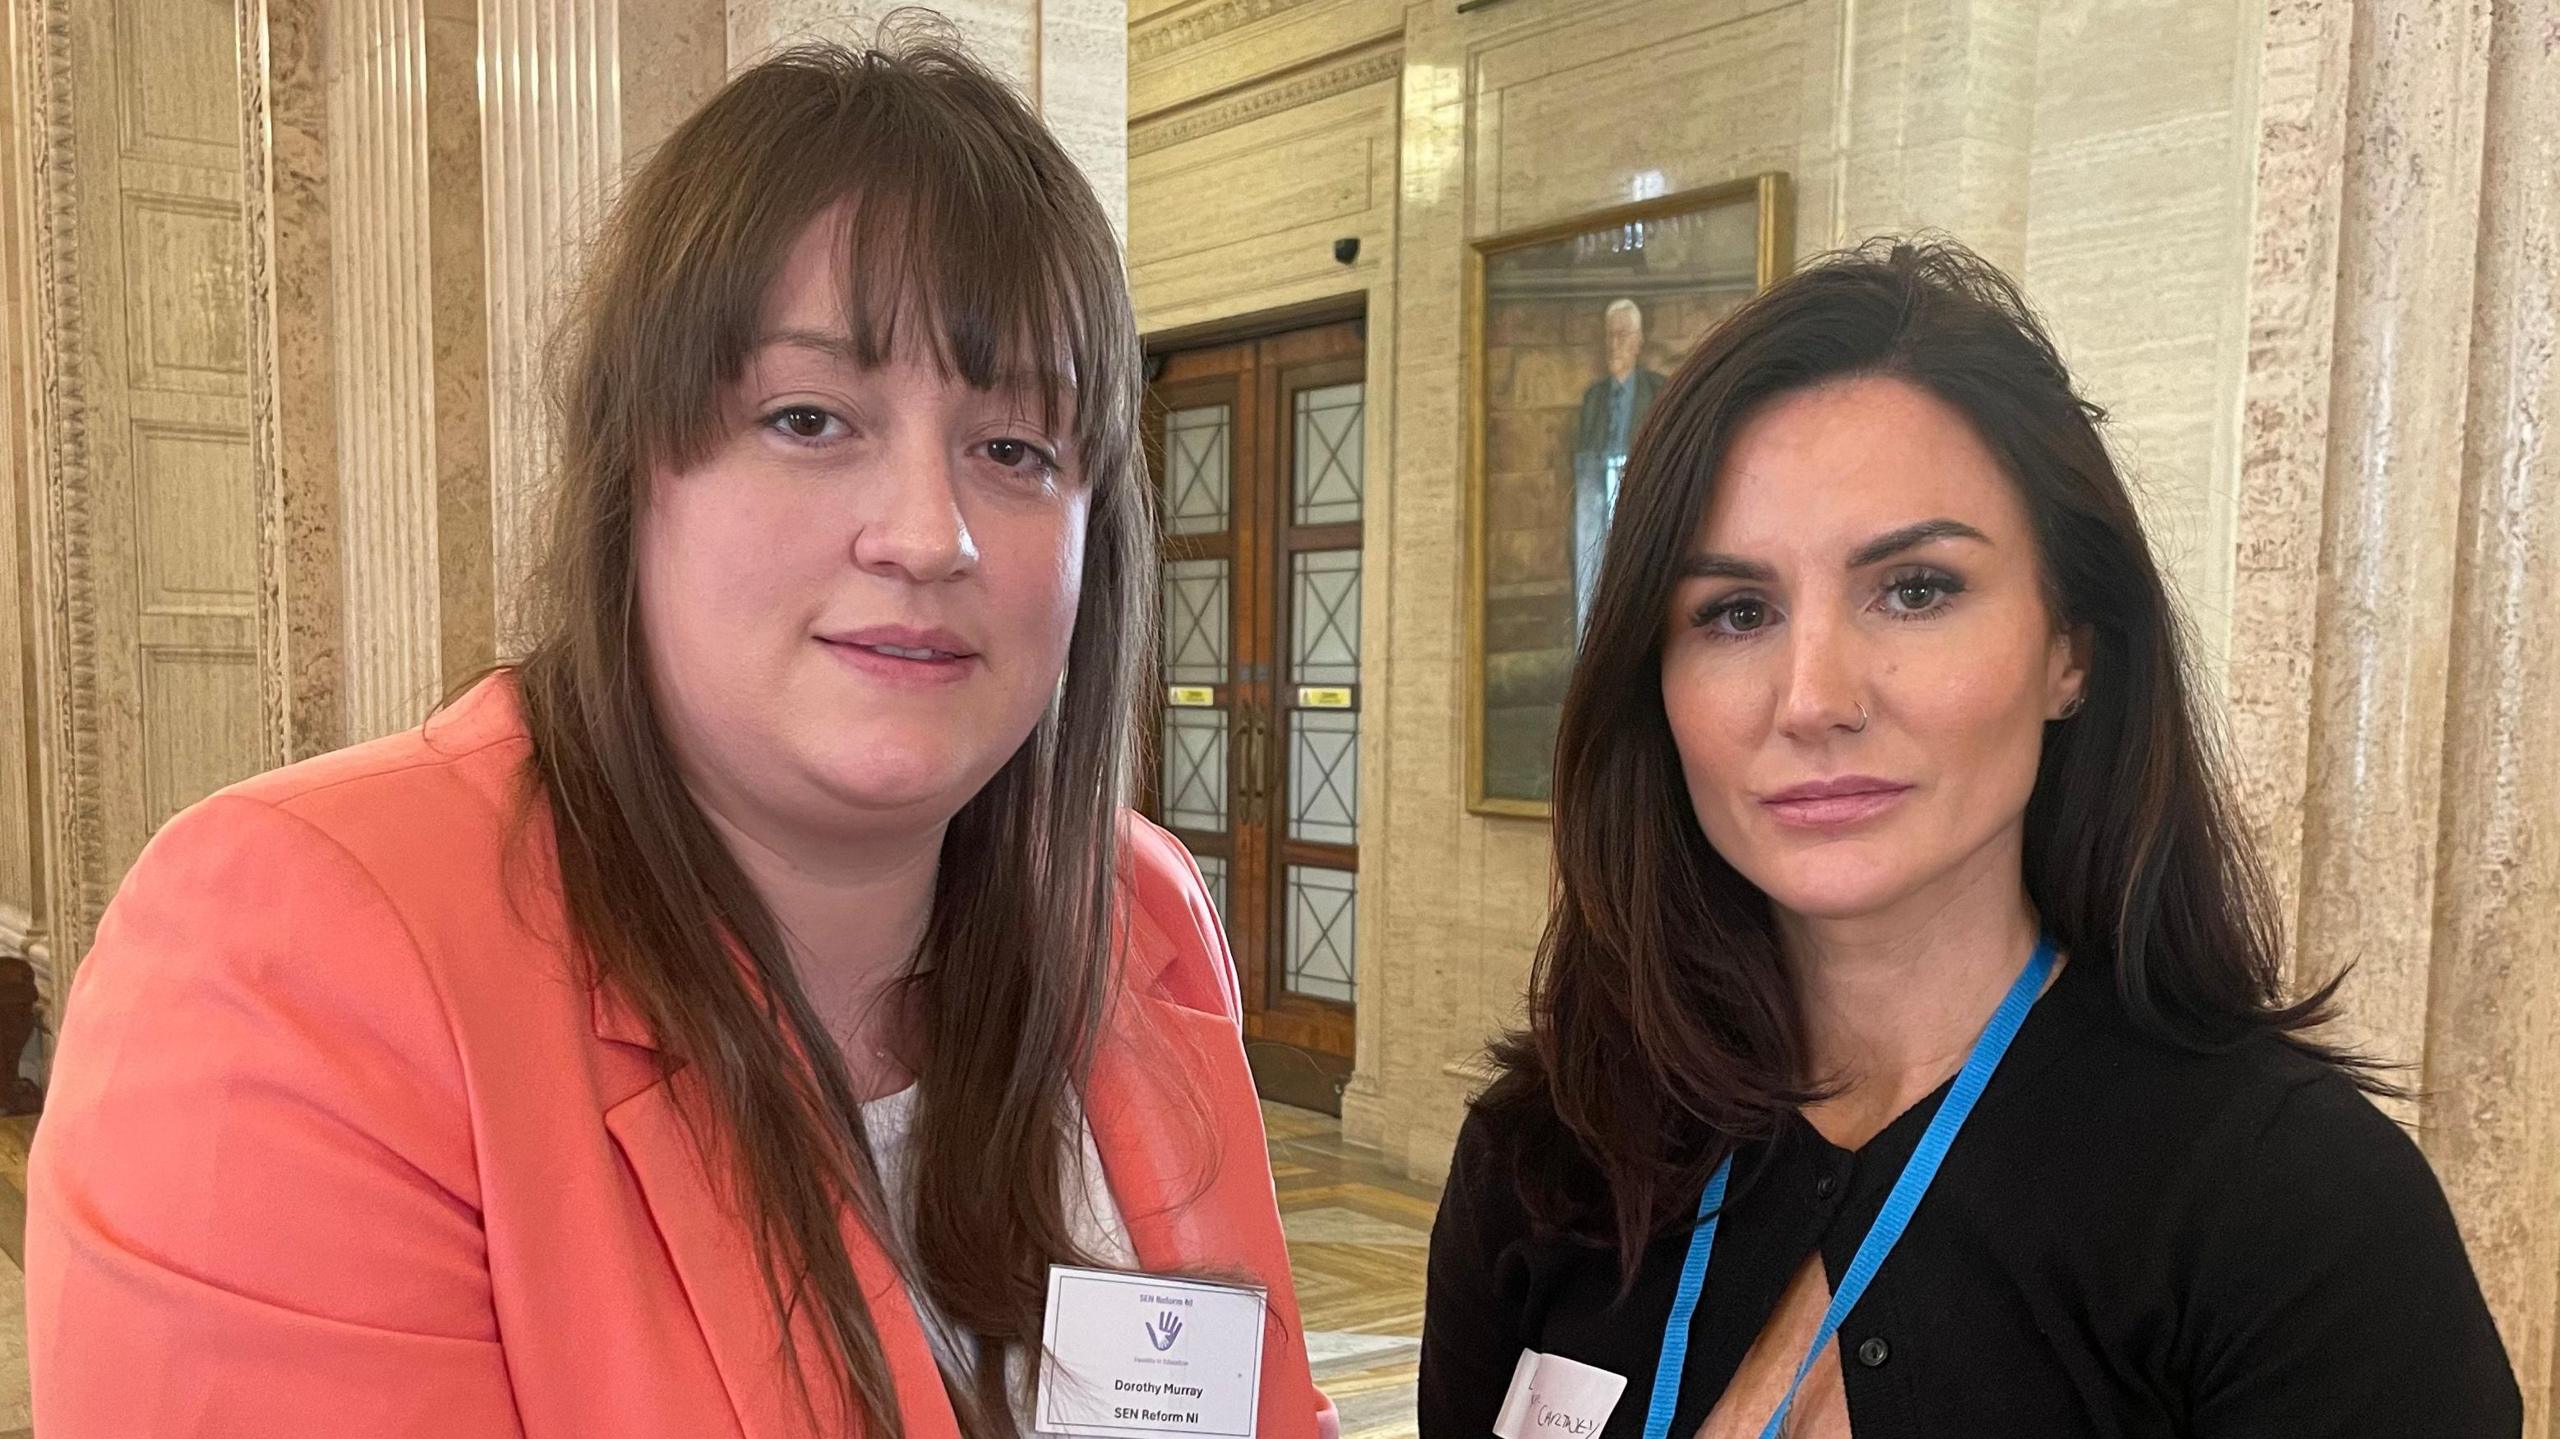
[28,676,1329,1439]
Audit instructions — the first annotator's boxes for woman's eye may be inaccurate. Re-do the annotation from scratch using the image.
[1880,572,1962,616]
[984,438,1060,475]
[1691,596,1776,637]
[764,406,845,443]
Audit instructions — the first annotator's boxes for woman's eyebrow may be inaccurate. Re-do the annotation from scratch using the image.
[1846,518,1991,568]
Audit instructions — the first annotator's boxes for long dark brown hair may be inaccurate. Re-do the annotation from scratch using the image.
[508,32,1149,1437]
[1480,237,2375,1271]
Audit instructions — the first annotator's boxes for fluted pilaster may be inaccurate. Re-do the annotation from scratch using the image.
[331,0,445,738]
[480,0,620,638]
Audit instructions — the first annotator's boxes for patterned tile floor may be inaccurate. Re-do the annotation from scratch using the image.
[1263,1102,1436,1439]
[0,1106,1426,1439]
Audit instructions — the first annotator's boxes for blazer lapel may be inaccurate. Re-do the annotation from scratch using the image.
[1085,985,1317,1439]
[596,991,964,1439]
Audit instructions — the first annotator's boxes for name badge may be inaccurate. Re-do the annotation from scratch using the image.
[1492,1349,1627,1439]
[1036,1266,1267,1439]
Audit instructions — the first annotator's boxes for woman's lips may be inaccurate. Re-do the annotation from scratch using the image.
[1759,779,1914,830]
[815,635,978,686]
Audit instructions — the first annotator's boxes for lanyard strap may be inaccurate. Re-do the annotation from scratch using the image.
[1639,936,2057,1439]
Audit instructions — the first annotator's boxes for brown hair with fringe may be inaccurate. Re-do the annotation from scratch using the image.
[507,31,1151,1437]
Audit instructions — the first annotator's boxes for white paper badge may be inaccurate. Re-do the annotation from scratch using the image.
[1036,1266,1268,1439]
[1491,1349,1628,1439]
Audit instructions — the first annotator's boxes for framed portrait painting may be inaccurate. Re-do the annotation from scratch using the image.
[1464,173,1791,816]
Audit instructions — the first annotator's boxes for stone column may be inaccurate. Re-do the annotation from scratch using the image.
[331,0,449,739]
[2426,0,2560,1415]
[2229,0,2559,1424]
[479,0,616,640]
[2291,0,2490,1082]
[245,0,493,747]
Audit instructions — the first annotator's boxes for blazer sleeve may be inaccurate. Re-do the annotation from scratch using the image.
[25,795,525,1438]
[2179,1072,2521,1438]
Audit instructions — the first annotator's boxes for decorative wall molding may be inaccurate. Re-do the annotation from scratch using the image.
[1130,0,1332,67]
[1129,44,1399,156]
[26,0,105,1003]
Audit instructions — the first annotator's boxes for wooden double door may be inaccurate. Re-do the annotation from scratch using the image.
[1141,320,1366,1113]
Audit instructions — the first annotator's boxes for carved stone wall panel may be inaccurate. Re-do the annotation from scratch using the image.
[130,420,255,611]
[24,0,104,1014]
[2,0,51,937]
[26,0,268,1008]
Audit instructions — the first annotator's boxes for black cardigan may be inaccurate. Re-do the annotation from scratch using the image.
[1419,954,2521,1438]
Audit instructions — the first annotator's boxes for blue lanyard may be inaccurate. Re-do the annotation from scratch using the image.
[1639,936,2057,1439]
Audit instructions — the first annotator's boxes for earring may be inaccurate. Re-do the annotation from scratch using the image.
[2058,696,2085,720]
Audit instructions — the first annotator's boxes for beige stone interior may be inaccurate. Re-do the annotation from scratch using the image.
[2,0,2555,1429]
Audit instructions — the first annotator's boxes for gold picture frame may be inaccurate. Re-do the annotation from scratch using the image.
[1464,173,1792,817]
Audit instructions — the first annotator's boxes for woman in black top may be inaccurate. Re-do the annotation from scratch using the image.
[1418,241,2519,1439]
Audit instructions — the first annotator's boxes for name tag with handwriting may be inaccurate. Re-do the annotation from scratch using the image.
[1493,1350,1628,1439]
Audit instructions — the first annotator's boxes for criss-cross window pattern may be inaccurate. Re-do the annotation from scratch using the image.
[1138,320,1366,1112]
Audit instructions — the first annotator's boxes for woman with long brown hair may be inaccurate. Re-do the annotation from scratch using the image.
[1419,241,2517,1438]
[28,36,1329,1439]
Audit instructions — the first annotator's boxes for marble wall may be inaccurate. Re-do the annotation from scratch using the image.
[1260,0,2268,1186]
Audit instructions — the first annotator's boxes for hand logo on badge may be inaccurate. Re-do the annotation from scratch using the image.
[1143,1311,1184,1352]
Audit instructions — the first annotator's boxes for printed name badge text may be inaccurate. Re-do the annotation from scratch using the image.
[1037,1266,1268,1439]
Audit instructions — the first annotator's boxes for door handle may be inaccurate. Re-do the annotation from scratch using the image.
[1244,708,1270,821]
[1233,708,1256,818]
